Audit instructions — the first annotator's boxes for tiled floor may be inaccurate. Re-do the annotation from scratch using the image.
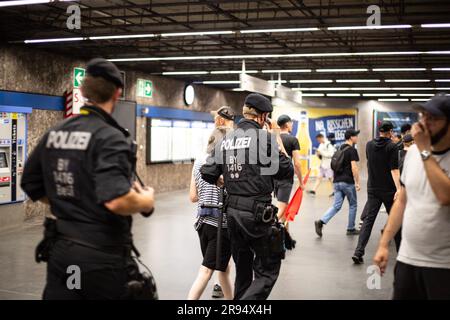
[0,180,396,300]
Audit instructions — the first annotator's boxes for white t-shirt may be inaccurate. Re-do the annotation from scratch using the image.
[397,144,450,269]
[317,142,335,169]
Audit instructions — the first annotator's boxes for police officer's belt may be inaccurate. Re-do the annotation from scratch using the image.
[227,195,270,212]
[55,219,133,256]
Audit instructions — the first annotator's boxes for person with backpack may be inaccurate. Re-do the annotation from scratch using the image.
[314,129,361,237]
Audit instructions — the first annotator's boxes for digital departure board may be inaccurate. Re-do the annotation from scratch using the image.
[146,118,214,164]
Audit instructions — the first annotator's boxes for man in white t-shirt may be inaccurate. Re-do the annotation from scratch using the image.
[373,94,450,299]
[308,133,336,196]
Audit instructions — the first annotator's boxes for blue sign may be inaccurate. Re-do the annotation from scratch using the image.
[309,114,357,149]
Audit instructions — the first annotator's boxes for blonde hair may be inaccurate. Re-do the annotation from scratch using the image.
[242,105,260,118]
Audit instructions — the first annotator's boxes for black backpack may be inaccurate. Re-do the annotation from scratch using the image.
[331,144,351,174]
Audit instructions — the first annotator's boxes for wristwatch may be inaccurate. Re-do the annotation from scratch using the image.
[420,150,431,161]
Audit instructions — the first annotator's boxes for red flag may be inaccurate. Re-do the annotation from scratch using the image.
[285,169,311,222]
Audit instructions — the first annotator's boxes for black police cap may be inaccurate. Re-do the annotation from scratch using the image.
[244,93,272,113]
[86,58,124,88]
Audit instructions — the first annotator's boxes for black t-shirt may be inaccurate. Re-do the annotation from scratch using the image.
[333,144,359,184]
[280,133,300,158]
[366,137,399,192]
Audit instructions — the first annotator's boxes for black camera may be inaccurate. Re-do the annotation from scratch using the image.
[124,257,158,300]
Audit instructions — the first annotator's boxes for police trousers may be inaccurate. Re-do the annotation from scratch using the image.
[226,207,282,300]
[43,239,129,300]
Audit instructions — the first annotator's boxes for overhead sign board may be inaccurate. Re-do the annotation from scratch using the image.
[240,73,275,97]
[276,84,302,104]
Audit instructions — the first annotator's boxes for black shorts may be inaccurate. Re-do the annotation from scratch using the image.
[393,261,450,300]
[197,223,231,272]
[274,179,293,203]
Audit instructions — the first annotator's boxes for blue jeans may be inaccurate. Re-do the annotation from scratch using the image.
[321,182,357,230]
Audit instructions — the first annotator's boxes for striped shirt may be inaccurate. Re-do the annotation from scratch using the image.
[192,154,227,230]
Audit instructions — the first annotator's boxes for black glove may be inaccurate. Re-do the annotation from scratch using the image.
[284,228,297,250]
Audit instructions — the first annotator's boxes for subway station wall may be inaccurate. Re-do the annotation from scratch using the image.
[0,45,246,228]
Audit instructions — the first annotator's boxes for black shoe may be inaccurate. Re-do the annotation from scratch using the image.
[346,229,360,236]
[308,190,316,195]
[212,284,224,298]
[352,255,364,264]
[314,220,324,237]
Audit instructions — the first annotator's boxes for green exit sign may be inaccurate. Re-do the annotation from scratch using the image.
[73,67,85,88]
[137,79,153,98]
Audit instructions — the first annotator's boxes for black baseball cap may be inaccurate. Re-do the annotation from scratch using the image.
[277,114,292,127]
[86,58,124,88]
[344,129,360,140]
[378,121,394,133]
[210,106,235,121]
[414,93,450,119]
[400,123,412,134]
[244,93,272,113]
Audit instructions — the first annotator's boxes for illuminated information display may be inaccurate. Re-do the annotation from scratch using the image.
[147,118,214,164]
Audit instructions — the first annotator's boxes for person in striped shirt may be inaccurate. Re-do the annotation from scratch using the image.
[188,127,233,300]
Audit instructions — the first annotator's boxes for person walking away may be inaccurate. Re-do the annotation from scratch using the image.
[314,129,361,237]
[352,121,401,264]
[201,93,294,300]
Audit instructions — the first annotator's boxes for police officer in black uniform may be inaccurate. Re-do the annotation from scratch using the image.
[200,93,294,300]
[21,58,155,300]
